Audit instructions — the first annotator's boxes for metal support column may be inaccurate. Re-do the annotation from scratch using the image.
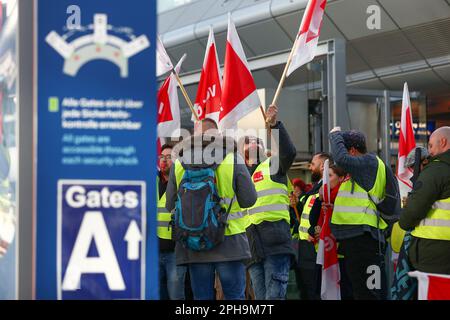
[18,1,35,300]
[321,38,348,152]
[381,90,392,164]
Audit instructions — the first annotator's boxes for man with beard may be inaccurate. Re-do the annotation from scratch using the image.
[157,143,187,299]
[296,152,332,300]
[240,104,297,300]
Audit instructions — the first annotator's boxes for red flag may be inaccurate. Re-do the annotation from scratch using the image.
[193,27,222,124]
[316,159,341,300]
[287,0,327,77]
[220,14,261,131]
[157,72,180,138]
[409,271,450,300]
[397,82,416,198]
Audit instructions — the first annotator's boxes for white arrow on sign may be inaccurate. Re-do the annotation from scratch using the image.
[124,220,142,260]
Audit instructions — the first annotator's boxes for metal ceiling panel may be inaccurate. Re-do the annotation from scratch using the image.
[157,5,189,35]
[351,30,422,69]
[237,19,293,56]
[326,0,397,40]
[169,0,217,31]
[404,18,450,60]
[434,65,450,83]
[346,44,371,74]
[378,0,450,28]
[200,0,244,21]
[167,40,206,72]
[381,69,444,92]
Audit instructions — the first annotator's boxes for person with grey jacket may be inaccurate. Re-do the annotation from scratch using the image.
[165,119,257,300]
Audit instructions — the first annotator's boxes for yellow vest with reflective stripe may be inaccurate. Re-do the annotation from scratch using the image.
[174,153,248,236]
[157,187,172,240]
[299,193,319,241]
[245,158,290,226]
[332,156,388,230]
[412,197,450,240]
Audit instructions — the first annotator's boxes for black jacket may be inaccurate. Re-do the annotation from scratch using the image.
[400,149,450,274]
[245,121,297,266]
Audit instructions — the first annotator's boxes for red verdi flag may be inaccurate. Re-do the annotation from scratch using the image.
[316,159,341,300]
[409,271,450,300]
[287,0,327,77]
[157,72,180,138]
[193,27,222,124]
[397,82,416,197]
[220,14,261,131]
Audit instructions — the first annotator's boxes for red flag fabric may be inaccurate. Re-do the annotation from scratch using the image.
[220,15,261,131]
[397,82,416,197]
[409,271,450,300]
[157,73,180,138]
[287,0,327,77]
[193,27,222,124]
[316,159,341,300]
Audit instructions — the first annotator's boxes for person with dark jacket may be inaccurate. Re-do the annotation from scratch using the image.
[240,104,296,300]
[157,144,187,300]
[329,128,389,300]
[165,120,257,300]
[399,126,450,275]
[296,152,331,300]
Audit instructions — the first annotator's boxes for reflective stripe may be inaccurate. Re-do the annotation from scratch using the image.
[337,190,380,203]
[333,205,378,216]
[301,213,309,220]
[227,211,245,221]
[299,226,309,234]
[432,201,450,211]
[420,219,450,227]
[246,204,290,215]
[157,207,169,213]
[257,188,288,198]
[158,221,170,228]
[221,197,233,206]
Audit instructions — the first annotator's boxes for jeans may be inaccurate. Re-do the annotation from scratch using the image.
[159,252,187,300]
[248,254,291,300]
[188,261,246,300]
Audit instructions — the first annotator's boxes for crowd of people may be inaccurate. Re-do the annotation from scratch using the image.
[156,104,450,300]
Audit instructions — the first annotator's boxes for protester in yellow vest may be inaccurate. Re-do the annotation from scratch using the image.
[165,119,257,300]
[399,126,450,275]
[329,127,389,300]
[157,143,187,300]
[240,104,296,300]
[296,152,332,300]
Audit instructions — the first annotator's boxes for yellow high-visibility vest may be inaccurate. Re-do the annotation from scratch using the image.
[299,193,319,241]
[245,158,290,227]
[412,196,450,240]
[331,156,388,230]
[157,187,172,240]
[174,153,248,236]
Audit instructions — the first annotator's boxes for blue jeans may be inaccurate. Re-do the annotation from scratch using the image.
[188,261,246,300]
[159,252,187,300]
[248,254,291,300]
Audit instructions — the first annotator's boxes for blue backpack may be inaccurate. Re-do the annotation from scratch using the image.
[172,167,231,251]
